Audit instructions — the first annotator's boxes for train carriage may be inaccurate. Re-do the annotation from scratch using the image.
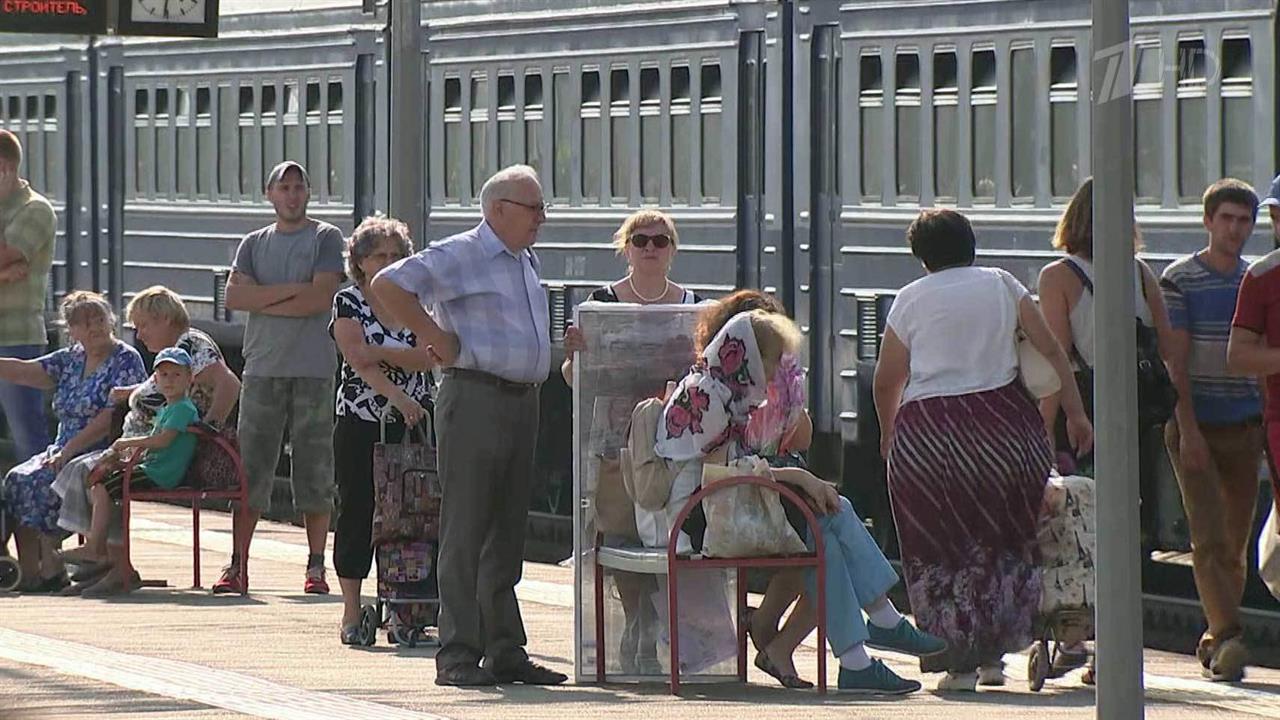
[2,0,1279,618]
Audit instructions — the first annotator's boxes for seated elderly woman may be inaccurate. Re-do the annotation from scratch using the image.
[54,285,240,596]
[0,291,146,592]
[650,307,943,694]
[561,209,702,385]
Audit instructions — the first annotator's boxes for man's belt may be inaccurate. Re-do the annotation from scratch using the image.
[442,367,540,393]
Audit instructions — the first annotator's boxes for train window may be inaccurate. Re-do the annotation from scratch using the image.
[610,68,631,202]
[7,97,18,120]
[640,66,660,203]
[471,75,489,198]
[328,80,344,201]
[1132,42,1162,202]
[43,93,59,199]
[25,96,43,192]
[700,62,722,204]
[1221,37,1252,184]
[284,82,303,171]
[970,48,997,202]
[261,84,283,184]
[1010,46,1035,201]
[1050,45,1079,198]
[176,88,193,196]
[195,87,212,199]
[552,71,571,200]
[497,74,516,170]
[217,86,236,199]
[524,73,544,175]
[444,77,463,201]
[670,65,692,204]
[859,53,884,202]
[155,88,173,197]
[894,52,921,200]
[305,81,324,201]
[238,85,256,198]
[581,70,602,203]
[1176,38,1207,202]
[932,51,958,200]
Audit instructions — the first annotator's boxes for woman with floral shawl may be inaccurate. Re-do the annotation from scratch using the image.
[654,310,944,694]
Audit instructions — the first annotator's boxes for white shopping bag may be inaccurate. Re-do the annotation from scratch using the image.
[1257,504,1280,600]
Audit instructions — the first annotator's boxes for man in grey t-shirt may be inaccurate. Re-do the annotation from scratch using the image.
[218,161,344,595]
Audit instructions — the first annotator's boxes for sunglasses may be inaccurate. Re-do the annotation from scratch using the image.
[629,233,672,249]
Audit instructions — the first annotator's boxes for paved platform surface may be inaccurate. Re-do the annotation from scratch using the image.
[3,503,1280,719]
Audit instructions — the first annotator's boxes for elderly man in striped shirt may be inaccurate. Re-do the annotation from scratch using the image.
[373,164,563,687]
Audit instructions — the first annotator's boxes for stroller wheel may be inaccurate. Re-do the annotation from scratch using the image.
[359,605,379,647]
[407,628,422,648]
[1028,642,1049,692]
[0,556,20,593]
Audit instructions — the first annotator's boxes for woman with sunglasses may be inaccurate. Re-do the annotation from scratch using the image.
[561,210,701,384]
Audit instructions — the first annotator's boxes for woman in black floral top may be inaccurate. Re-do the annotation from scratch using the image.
[330,216,433,643]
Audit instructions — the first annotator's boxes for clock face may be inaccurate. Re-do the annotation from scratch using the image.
[133,0,207,23]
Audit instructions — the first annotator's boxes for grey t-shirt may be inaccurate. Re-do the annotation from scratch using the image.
[232,220,344,378]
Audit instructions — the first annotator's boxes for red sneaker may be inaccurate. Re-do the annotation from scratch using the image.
[304,566,329,595]
[212,564,244,595]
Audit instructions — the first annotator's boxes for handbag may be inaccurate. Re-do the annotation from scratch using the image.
[371,413,441,544]
[1258,505,1280,600]
[594,452,640,540]
[1018,330,1061,399]
[699,457,807,558]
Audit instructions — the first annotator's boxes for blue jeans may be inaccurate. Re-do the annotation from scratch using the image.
[0,344,50,463]
[805,496,900,656]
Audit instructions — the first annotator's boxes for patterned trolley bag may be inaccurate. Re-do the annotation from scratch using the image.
[1027,472,1097,691]
[363,414,442,646]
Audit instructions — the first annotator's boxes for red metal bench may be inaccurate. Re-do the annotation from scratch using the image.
[593,474,828,694]
[119,423,250,595]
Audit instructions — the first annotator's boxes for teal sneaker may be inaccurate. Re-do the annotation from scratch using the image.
[866,618,947,657]
[837,659,921,695]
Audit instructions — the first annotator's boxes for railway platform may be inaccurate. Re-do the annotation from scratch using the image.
[3,503,1280,720]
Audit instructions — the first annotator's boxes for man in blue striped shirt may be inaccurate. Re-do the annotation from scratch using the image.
[374,164,562,687]
[1161,178,1264,682]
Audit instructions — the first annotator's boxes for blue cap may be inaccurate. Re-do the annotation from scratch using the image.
[1261,173,1280,208]
[153,347,193,369]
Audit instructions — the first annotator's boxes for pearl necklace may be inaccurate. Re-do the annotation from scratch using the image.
[626,275,672,303]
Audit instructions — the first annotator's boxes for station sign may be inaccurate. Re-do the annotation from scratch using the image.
[0,0,108,34]
[0,0,219,37]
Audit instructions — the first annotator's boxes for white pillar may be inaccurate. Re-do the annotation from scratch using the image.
[1090,1,1146,717]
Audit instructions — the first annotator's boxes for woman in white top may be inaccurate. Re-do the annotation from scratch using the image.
[873,209,1092,691]
[1037,178,1174,474]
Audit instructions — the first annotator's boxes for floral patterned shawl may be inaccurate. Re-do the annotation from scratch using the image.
[656,311,804,462]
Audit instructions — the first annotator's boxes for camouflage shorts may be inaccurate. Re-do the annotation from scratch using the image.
[237,376,336,514]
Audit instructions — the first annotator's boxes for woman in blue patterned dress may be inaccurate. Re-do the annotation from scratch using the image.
[0,291,146,592]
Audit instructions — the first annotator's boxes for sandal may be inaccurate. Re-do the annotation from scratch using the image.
[754,651,814,690]
[340,624,362,646]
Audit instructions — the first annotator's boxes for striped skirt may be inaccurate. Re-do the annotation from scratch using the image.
[887,381,1053,674]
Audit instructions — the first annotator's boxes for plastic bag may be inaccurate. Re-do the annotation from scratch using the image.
[699,457,807,558]
[1258,504,1280,600]
[1038,473,1096,613]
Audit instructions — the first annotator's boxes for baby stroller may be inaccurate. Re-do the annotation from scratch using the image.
[1028,473,1096,691]
[352,414,442,648]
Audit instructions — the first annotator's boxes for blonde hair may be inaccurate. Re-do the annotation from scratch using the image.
[60,290,115,328]
[748,310,803,368]
[126,285,190,330]
[611,209,679,255]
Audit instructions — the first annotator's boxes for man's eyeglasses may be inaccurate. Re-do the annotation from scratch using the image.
[500,198,550,214]
[629,233,672,249]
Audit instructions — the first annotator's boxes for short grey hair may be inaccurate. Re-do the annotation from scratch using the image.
[479,164,541,216]
[347,215,414,284]
[60,290,116,328]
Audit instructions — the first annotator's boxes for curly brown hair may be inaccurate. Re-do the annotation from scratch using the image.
[694,289,785,353]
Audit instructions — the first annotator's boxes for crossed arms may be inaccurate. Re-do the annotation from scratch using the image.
[224,270,342,317]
